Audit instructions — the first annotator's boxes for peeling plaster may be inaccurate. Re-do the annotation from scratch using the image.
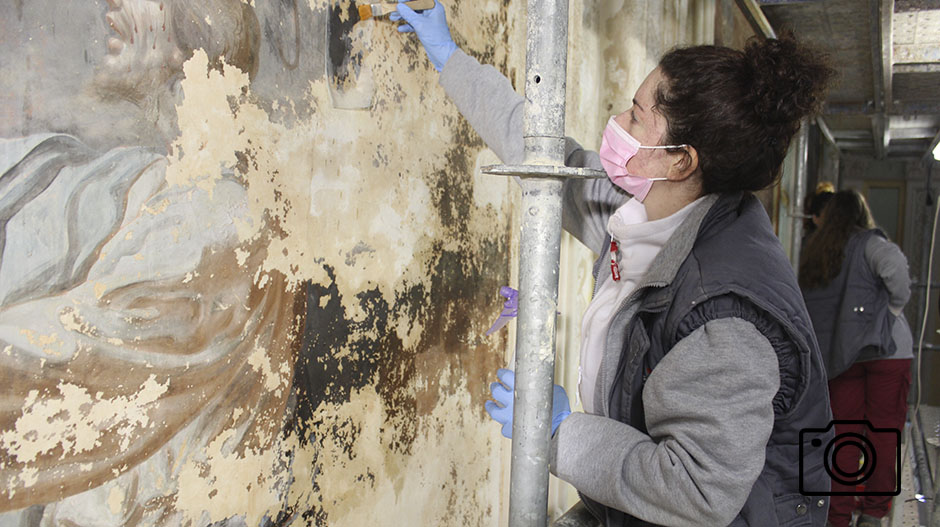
[310,381,500,526]
[1,376,168,466]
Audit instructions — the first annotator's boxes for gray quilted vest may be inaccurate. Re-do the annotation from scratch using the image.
[584,192,833,527]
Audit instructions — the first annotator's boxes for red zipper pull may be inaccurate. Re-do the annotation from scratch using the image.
[610,239,621,282]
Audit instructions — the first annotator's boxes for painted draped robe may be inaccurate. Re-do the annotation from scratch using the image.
[0,134,299,523]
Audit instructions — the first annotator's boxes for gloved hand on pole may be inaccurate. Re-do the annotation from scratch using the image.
[391,1,458,71]
[484,368,572,439]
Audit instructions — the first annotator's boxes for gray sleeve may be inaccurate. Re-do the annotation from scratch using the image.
[865,236,911,310]
[438,49,526,164]
[550,318,779,526]
[439,49,628,255]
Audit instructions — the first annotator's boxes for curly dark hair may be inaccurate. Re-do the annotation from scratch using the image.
[655,32,836,194]
[798,190,876,289]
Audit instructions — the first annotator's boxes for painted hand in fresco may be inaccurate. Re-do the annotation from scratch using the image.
[391,1,457,71]
[484,369,571,439]
[485,286,518,336]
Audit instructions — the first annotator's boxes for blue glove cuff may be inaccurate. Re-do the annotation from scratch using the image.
[432,42,458,72]
[551,410,571,436]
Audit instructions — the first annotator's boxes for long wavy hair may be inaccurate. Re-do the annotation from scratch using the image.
[799,190,876,289]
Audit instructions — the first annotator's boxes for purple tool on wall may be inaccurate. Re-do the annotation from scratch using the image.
[485,286,518,336]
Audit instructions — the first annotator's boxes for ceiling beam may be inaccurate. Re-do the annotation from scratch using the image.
[735,0,777,39]
[881,0,894,118]
[891,144,935,152]
[833,131,876,140]
[825,101,940,115]
[824,102,876,115]
[890,127,939,140]
[871,112,887,158]
[896,0,940,12]
[895,63,940,74]
[870,0,894,159]
[838,140,877,147]
[896,102,940,114]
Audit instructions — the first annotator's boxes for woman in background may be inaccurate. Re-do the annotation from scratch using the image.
[800,189,913,527]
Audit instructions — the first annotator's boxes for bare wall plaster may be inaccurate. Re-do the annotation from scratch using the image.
[0,0,524,525]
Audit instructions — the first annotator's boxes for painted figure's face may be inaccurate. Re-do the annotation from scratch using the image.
[100,0,183,96]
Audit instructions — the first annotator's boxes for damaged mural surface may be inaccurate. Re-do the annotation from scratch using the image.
[0,0,522,524]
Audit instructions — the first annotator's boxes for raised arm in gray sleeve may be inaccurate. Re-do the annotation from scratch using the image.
[549,318,779,526]
[439,49,628,254]
[865,236,911,311]
[438,49,526,164]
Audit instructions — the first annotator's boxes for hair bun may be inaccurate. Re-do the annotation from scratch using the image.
[744,31,835,128]
[655,34,836,194]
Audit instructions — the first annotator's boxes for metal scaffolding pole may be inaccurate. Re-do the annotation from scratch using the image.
[483,0,603,524]
[790,119,809,273]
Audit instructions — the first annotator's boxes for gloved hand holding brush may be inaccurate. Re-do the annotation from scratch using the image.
[391,1,458,71]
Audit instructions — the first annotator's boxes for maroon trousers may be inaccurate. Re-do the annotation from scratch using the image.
[826,359,912,527]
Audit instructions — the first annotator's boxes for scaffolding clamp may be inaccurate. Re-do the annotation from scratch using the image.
[482,164,605,179]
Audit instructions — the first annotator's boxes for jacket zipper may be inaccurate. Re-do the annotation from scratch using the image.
[598,280,668,416]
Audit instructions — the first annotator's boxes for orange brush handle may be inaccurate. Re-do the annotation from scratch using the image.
[358,4,374,20]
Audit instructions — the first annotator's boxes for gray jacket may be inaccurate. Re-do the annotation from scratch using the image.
[441,50,818,525]
[803,229,912,378]
[863,234,913,361]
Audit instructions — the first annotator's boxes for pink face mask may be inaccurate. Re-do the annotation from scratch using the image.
[599,116,685,202]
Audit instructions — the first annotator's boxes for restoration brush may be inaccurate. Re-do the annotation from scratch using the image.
[357,0,434,21]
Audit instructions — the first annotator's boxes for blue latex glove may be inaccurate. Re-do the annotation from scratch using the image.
[485,368,515,438]
[390,1,458,71]
[484,369,572,439]
[551,384,573,435]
